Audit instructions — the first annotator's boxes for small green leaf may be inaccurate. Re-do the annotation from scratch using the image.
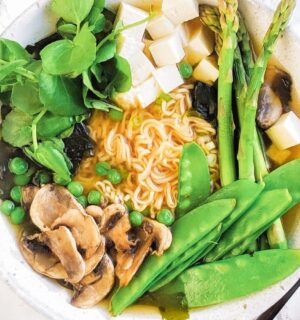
[90,63,103,82]
[0,39,30,62]
[12,80,44,115]
[41,24,96,76]
[51,0,94,25]
[108,55,132,94]
[95,40,117,63]
[39,71,86,116]
[0,59,27,82]
[57,23,77,36]
[2,110,33,147]
[82,69,106,99]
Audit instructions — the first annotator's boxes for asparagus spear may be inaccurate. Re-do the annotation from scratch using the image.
[237,0,296,181]
[216,0,239,186]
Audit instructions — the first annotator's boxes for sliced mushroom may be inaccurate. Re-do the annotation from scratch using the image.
[19,233,67,280]
[51,209,102,259]
[30,184,85,231]
[40,226,85,284]
[115,218,172,287]
[71,254,115,308]
[257,84,283,130]
[86,205,104,224]
[84,236,106,276]
[21,186,39,212]
[100,204,134,251]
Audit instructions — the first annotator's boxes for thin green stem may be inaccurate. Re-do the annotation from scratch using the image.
[32,108,47,151]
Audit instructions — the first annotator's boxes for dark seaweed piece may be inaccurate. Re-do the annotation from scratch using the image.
[63,123,95,173]
[191,82,218,124]
[26,33,63,60]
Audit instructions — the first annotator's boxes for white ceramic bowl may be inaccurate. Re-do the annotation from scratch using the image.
[1,1,300,319]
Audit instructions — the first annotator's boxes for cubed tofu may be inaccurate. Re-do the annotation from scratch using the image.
[113,87,138,110]
[149,33,185,67]
[117,34,145,58]
[115,3,149,41]
[185,20,215,65]
[146,13,175,40]
[193,55,219,85]
[153,65,184,93]
[266,111,300,150]
[136,76,161,108]
[162,0,199,25]
[175,23,189,47]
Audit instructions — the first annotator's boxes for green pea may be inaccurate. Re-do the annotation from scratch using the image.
[8,157,28,175]
[10,186,22,203]
[96,162,111,176]
[88,190,102,205]
[109,109,124,121]
[10,207,26,225]
[38,171,51,185]
[0,200,15,216]
[77,195,88,208]
[107,169,123,185]
[129,211,144,227]
[53,174,70,186]
[67,181,84,197]
[157,208,175,226]
[179,63,193,79]
[13,174,31,186]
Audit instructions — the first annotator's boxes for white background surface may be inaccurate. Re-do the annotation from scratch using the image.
[0,0,300,319]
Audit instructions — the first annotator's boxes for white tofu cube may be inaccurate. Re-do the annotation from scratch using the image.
[185,20,215,65]
[149,33,185,67]
[113,87,138,110]
[153,65,184,93]
[115,3,149,41]
[146,13,175,40]
[175,24,189,47]
[266,111,300,150]
[117,34,145,58]
[136,77,161,108]
[193,55,219,85]
[162,0,199,25]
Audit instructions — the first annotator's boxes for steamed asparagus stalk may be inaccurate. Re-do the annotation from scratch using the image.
[237,0,296,181]
[216,0,239,186]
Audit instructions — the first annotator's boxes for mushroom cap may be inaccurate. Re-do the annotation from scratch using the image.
[84,236,106,276]
[86,205,104,224]
[71,254,115,308]
[41,226,86,284]
[21,186,40,212]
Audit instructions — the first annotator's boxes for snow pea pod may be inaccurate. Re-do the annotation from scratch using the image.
[110,199,236,316]
[176,142,210,218]
[149,225,222,292]
[157,249,300,308]
[204,179,264,231]
[205,189,292,262]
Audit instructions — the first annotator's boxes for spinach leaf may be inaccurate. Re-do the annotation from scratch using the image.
[24,138,72,181]
[51,0,94,26]
[39,70,86,116]
[82,69,106,99]
[41,24,96,76]
[57,23,77,38]
[12,80,44,115]
[0,39,30,62]
[95,40,117,63]
[2,109,33,147]
[37,112,75,139]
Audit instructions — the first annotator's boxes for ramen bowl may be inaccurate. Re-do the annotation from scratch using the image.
[0,0,300,319]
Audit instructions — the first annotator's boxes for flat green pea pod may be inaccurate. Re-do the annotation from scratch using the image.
[110,199,236,316]
[157,250,300,309]
[204,179,264,231]
[205,189,292,262]
[37,112,75,139]
[149,225,222,292]
[176,142,210,218]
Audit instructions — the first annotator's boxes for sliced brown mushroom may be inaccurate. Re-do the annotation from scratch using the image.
[115,218,172,287]
[257,84,283,130]
[19,233,67,280]
[86,205,104,224]
[84,236,106,276]
[40,226,85,284]
[100,204,134,251]
[71,254,115,308]
[21,186,39,212]
[51,208,102,259]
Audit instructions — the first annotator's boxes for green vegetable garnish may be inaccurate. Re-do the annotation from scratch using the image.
[10,207,26,225]
[95,162,111,176]
[129,211,144,227]
[8,157,28,175]
[157,209,175,226]
[67,181,84,197]
[77,195,88,208]
[13,174,31,186]
[10,186,22,203]
[179,63,193,79]
[53,174,70,186]
[107,169,122,185]
[87,190,102,205]
[0,200,15,216]
[109,109,124,121]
